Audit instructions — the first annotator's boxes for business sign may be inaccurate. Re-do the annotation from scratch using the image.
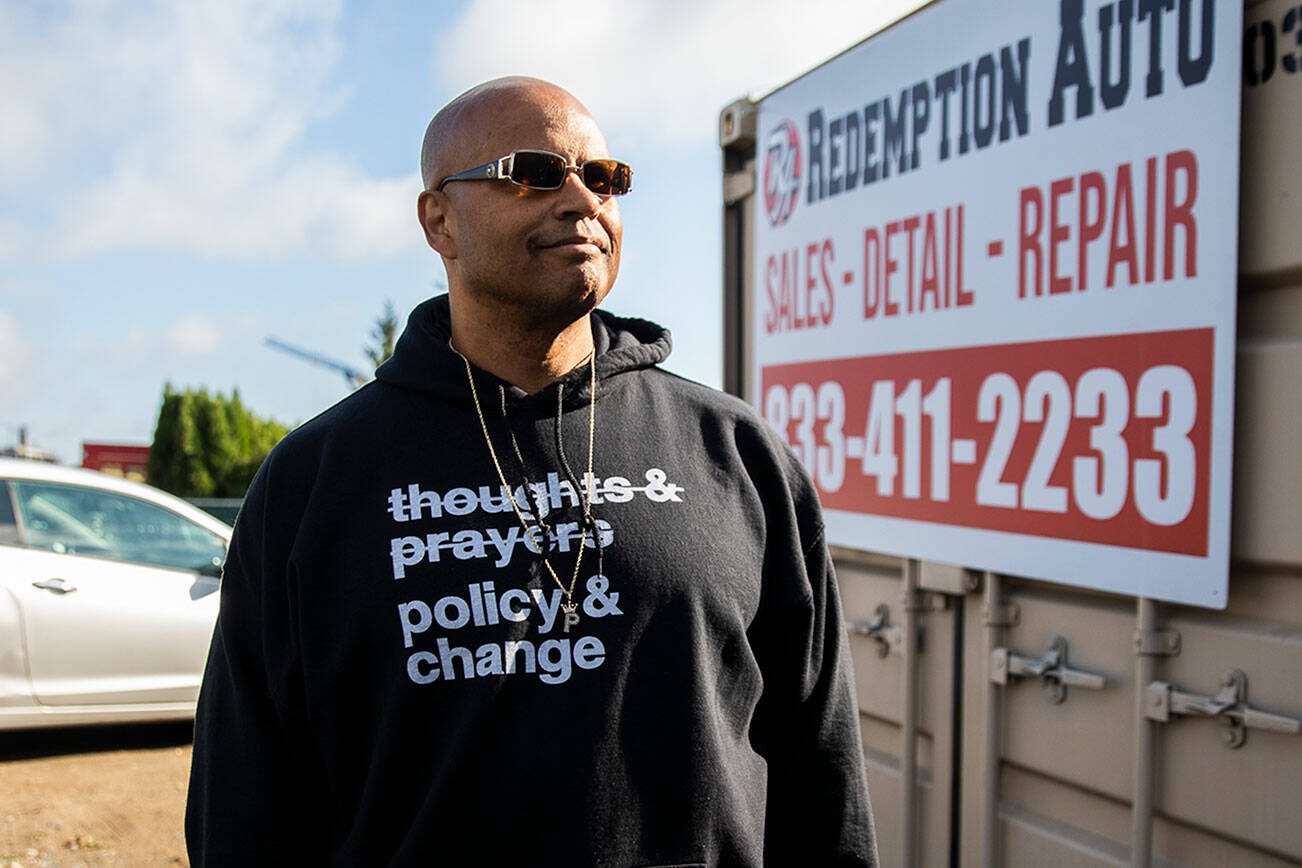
[752,0,1240,608]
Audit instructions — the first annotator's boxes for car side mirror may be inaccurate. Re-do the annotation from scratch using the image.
[196,558,224,579]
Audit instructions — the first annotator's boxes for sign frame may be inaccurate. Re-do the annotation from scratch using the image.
[750,0,1241,608]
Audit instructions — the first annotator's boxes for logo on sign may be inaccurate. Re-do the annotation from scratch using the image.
[763,120,802,227]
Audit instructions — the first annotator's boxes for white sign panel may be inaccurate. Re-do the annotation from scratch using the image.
[752,0,1240,608]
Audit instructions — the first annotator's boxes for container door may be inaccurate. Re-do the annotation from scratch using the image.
[838,553,967,867]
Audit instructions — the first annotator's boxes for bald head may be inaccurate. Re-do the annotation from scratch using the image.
[420,77,596,191]
[414,76,624,342]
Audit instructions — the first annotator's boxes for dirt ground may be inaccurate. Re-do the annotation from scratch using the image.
[0,722,193,867]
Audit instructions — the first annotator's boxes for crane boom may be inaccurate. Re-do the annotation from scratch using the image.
[264,337,369,389]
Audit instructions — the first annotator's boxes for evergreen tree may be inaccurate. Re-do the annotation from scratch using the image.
[148,384,289,498]
[224,388,253,470]
[195,389,238,496]
[146,384,182,493]
[174,388,215,496]
[365,299,400,370]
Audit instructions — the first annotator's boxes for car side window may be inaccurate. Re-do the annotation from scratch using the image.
[9,480,226,574]
[0,481,18,545]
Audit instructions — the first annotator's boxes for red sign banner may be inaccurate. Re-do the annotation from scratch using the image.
[760,329,1213,555]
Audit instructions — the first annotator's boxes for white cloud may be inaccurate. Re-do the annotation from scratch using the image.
[0,310,34,412]
[167,316,222,356]
[0,220,32,262]
[0,0,419,262]
[434,0,929,151]
[0,0,928,263]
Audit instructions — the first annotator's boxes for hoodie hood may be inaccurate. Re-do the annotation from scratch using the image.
[375,294,671,411]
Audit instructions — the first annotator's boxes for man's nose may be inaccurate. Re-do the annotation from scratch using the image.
[551,169,606,218]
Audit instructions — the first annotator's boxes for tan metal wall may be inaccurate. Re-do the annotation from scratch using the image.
[840,553,964,867]
[720,2,1302,865]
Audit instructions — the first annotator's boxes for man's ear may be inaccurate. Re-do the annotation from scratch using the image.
[417,190,457,259]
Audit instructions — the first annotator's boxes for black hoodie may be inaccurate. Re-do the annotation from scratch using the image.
[187,295,876,867]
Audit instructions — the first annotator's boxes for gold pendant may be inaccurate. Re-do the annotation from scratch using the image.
[561,600,580,633]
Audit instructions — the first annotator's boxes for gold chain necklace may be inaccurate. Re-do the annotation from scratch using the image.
[454,344,597,620]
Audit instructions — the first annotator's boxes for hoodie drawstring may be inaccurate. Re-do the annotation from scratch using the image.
[554,383,605,577]
[495,381,605,577]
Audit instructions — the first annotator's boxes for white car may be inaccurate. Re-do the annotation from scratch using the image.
[0,456,232,730]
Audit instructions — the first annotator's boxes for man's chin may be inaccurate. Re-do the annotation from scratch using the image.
[552,282,607,321]
[502,278,612,330]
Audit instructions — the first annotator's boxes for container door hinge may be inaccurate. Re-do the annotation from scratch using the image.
[982,602,1020,627]
[904,587,946,613]
[990,635,1107,704]
[1133,628,1181,656]
[847,603,910,658]
[1145,669,1302,748]
[722,168,755,205]
[719,98,757,150]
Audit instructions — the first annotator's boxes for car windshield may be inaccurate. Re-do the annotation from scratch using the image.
[10,479,227,574]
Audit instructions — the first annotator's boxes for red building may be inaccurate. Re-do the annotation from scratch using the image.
[82,443,150,482]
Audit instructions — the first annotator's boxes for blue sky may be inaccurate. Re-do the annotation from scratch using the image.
[2,0,924,464]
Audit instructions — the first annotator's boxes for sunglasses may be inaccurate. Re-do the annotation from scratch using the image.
[435,149,633,196]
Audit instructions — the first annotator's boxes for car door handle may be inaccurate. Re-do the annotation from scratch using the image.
[32,578,78,594]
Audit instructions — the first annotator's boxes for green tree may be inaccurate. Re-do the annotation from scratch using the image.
[148,384,289,497]
[147,384,182,494]
[194,389,237,495]
[174,388,215,496]
[148,384,211,496]
[365,299,399,370]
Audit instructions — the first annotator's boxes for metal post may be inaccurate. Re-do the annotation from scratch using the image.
[1131,597,1157,868]
[718,98,756,402]
[901,559,921,867]
[981,571,1002,868]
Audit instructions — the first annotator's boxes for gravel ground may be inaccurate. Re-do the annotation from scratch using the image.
[0,723,193,867]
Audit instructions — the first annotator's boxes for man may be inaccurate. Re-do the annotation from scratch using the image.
[186,76,876,866]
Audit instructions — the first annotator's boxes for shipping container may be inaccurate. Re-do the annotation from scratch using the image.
[719,1,1301,865]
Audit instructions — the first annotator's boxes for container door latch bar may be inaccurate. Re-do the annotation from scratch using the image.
[1145,669,1302,748]
[991,635,1107,704]
[847,603,904,658]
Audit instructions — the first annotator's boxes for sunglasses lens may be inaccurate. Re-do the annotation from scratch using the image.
[506,152,633,195]
[583,160,633,196]
[510,152,567,189]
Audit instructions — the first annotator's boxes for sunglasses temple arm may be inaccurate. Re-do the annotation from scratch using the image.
[438,157,510,189]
